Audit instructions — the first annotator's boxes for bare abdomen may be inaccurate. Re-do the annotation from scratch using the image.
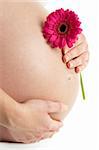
[0,3,79,121]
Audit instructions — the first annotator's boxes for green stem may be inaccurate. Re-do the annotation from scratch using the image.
[80,73,86,100]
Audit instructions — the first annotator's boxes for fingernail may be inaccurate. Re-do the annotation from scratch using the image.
[62,56,66,63]
[62,48,66,55]
[63,50,66,55]
[66,62,70,68]
[75,67,79,73]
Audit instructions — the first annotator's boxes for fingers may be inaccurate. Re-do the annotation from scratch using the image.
[61,33,89,73]
[16,131,55,144]
[26,132,55,143]
[46,114,63,132]
[36,131,55,142]
[27,100,68,114]
[66,51,89,69]
[75,65,87,73]
[62,42,88,63]
[49,120,63,132]
[45,101,68,113]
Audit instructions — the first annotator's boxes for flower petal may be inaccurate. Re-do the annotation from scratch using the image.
[53,36,60,48]
[49,34,57,43]
[67,40,74,48]
[61,38,67,48]
[43,8,82,49]
[44,28,54,35]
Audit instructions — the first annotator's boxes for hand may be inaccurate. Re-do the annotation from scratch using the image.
[5,99,67,143]
[62,34,89,73]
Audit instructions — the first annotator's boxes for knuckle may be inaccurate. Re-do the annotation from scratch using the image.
[83,43,88,51]
[81,33,86,41]
[85,52,89,60]
[82,51,89,60]
[86,43,88,49]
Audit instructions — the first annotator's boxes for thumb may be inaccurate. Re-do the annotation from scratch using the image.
[45,101,68,113]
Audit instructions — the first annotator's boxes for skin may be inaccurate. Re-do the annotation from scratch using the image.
[0,89,67,143]
[0,2,89,143]
[62,34,89,73]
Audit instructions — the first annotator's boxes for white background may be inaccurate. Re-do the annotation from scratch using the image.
[0,0,99,150]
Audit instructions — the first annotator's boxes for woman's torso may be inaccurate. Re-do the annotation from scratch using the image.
[0,3,79,114]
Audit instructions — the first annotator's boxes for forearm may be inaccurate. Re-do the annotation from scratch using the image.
[0,89,29,142]
[0,89,9,140]
[0,89,7,126]
[0,88,18,128]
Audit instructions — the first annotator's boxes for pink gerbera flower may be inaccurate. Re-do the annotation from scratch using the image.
[42,8,82,49]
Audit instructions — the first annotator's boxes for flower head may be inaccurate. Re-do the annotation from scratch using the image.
[42,8,82,49]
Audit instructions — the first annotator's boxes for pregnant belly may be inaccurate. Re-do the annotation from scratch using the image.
[0,3,79,120]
